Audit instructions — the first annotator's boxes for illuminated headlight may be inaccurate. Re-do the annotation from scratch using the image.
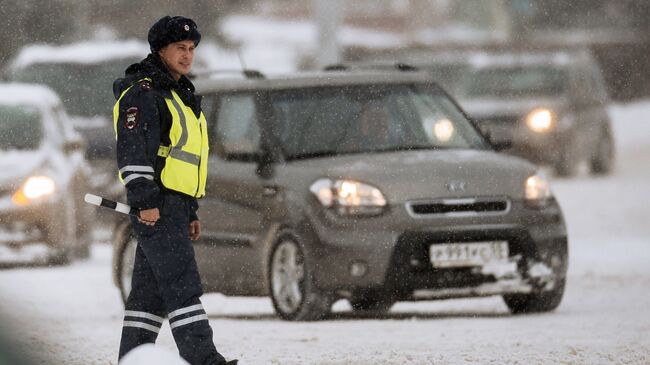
[310,178,387,216]
[525,174,552,207]
[525,108,555,133]
[433,118,455,142]
[12,176,56,206]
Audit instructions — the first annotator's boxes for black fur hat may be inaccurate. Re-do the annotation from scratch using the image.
[148,16,201,52]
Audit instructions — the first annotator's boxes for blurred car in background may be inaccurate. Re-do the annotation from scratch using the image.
[113,69,568,321]
[336,48,474,98]
[0,83,93,264]
[5,40,149,228]
[459,49,614,176]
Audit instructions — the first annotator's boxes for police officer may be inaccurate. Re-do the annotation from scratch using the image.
[113,16,237,365]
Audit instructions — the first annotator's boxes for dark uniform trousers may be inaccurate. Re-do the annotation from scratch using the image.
[118,192,225,365]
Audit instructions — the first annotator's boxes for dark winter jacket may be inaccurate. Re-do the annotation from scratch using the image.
[113,53,201,221]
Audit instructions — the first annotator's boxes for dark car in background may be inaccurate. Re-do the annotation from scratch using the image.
[113,70,568,321]
[6,40,149,226]
[0,83,93,264]
[336,48,475,98]
[459,49,614,176]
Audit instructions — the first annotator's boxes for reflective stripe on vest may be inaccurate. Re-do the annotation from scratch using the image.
[159,90,208,198]
[113,80,209,198]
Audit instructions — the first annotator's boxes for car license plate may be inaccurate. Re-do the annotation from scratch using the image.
[429,241,509,268]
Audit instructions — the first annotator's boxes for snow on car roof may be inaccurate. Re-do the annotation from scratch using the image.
[10,39,149,70]
[0,83,61,108]
[467,51,575,69]
[194,70,432,93]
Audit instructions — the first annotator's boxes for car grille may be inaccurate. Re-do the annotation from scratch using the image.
[406,197,510,217]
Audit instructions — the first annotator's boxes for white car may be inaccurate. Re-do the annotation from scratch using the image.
[0,83,93,264]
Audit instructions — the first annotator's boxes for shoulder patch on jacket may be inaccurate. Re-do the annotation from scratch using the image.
[124,107,139,130]
[139,80,152,91]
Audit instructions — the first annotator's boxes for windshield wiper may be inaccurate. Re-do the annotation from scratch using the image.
[286,150,341,161]
[368,145,446,153]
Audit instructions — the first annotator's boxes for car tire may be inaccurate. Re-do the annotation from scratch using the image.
[45,195,76,265]
[349,289,395,314]
[590,127,614,175]
[73,181,93,259]
[502,276,566,314]
[115,224,137,304]
[554,140,579,177]
[269,233,332,321]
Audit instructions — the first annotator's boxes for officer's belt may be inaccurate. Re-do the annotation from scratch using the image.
[157,145,201,166]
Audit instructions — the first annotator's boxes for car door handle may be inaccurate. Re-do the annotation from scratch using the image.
[262,185,278,197]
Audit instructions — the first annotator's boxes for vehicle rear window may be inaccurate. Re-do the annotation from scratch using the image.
[270,84,487,160]
[0,104,43,150]
[464,66,567,98]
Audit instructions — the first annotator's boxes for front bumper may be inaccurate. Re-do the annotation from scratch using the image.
[305,198,567,300]
[0,196,59,245]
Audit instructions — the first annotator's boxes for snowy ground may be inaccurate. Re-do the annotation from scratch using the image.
[0,101,649,364]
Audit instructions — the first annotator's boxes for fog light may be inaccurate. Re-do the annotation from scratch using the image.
[350,261,368,277]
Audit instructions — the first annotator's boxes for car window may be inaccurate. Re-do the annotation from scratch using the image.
[464,66,567,98]
[212,93,261,159]
[0,104,43,150]
[270,84,487,160]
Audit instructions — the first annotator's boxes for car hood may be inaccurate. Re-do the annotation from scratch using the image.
[284,149,538,203]
[459,97,567,119]
[0,150,47,189]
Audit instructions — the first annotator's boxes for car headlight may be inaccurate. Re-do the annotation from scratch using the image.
[11,176,56,206]
[525,174,552,207]
[310,178,387,216]
[525,108,555,133]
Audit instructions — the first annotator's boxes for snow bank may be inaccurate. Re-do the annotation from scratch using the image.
[120,344,188,365]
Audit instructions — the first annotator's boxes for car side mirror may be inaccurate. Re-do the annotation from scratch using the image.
[481,128,511,152]
[63,139,85,154]
[490,140,512,152]
[255,150,275,179]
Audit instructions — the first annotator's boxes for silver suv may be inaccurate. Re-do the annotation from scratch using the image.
[114,70,568,320]
[459,49,614,176]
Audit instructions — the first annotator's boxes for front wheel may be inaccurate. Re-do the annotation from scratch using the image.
[115,224,138,304]
[503,276,566,314]
[590,127,614,175]
[554,139,579,177]
[269,234,331,321]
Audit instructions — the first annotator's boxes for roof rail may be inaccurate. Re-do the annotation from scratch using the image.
[189,68,266,79]
[242,69,265,79]
[394,63,419,72]
[322,64,348,71]
[322,62,419,72]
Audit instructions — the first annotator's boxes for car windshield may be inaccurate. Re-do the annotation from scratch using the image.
[0,104,43,150]
[10,58,139,117]
[464,66,567,98]
[270,84,488,160]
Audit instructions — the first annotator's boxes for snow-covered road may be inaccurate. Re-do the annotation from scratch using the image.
[0,101,648,365]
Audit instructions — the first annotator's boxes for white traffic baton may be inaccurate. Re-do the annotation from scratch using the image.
[84,193,140,217]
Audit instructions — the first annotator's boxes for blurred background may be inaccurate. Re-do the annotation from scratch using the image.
[1,0,649,99]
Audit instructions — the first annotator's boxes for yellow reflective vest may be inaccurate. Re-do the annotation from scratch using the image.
[113,81,209,198]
